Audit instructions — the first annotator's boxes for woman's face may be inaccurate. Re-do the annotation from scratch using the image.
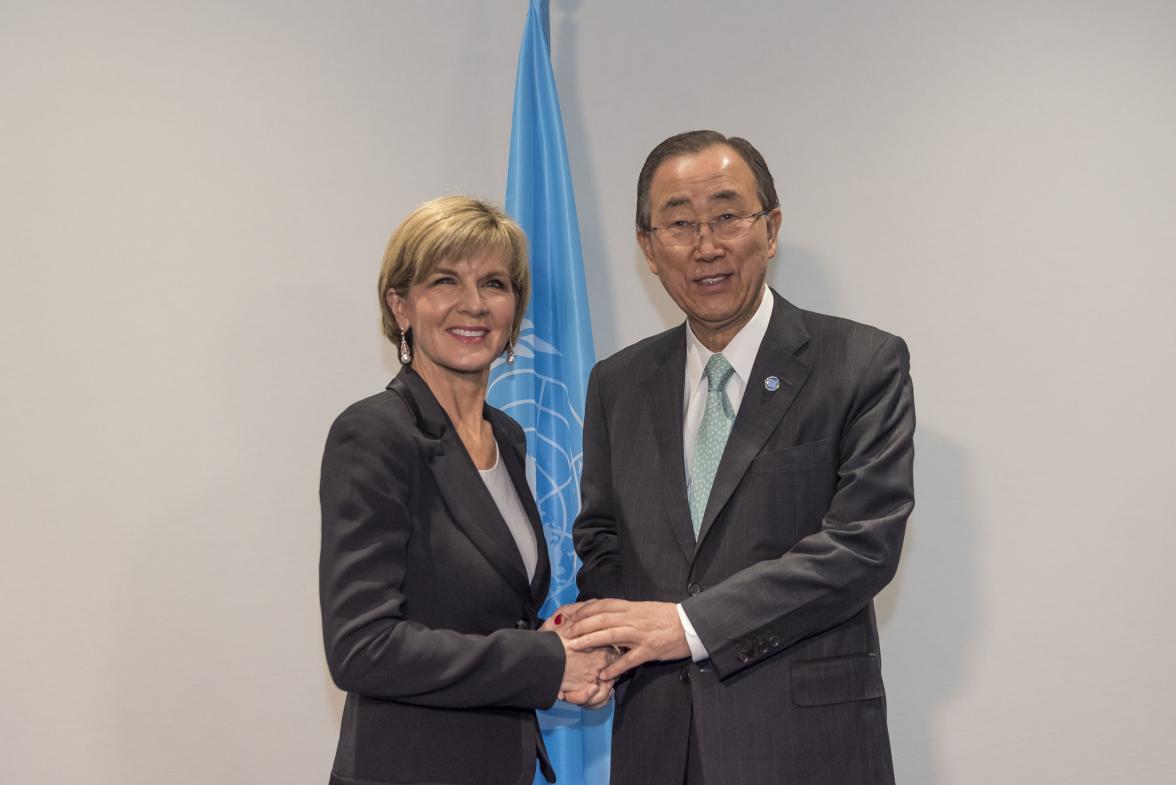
[388,250,517,383]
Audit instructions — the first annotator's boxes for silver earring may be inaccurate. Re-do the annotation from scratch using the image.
[506,341,516,364]
[399,330,412,364]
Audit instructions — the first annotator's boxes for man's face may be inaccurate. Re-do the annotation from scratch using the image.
[637,144,781,348]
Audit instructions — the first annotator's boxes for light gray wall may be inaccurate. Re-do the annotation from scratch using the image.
[3,1,1174,783]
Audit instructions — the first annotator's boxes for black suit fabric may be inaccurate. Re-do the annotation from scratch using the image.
[320,368,564,785]
[574,291,915,785]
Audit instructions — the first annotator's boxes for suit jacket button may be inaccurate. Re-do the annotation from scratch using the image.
[686,582,702,596]
[679,668,690,684]
[515,618,530,629]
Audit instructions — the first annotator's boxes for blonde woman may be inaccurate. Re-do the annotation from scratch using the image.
[319,196,610,785]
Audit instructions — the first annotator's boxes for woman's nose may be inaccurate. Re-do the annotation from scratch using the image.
[457,282,487,313]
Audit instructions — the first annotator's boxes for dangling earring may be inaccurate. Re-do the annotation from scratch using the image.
[399,329,412,364]
[506,340,516,364]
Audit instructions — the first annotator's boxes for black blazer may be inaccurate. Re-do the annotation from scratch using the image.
[320,368,564,785]
[574,290,915,785]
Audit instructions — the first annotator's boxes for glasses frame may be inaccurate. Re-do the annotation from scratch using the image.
[647,208,774,246]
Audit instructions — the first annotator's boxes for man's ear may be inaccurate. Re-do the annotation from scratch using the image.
[766,208,783,257]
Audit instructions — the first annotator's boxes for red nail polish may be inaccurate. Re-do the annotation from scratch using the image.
[554,613,563,625]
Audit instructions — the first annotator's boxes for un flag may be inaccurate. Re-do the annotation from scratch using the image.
[486,2,611,784]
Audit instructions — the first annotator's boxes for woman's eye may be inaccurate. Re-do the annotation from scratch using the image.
[430,276,456,286]
[485,278,507,289]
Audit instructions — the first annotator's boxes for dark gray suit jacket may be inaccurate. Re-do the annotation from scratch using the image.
[574,290,915,785]
[319,368,564,785]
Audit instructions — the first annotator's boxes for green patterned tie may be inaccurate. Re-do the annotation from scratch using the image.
[689,353,736,536]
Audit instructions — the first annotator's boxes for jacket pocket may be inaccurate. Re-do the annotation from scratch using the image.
[790,652,885,707]
[750,438,831,474]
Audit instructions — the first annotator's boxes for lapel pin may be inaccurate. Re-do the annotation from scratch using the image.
[764,375,781,392]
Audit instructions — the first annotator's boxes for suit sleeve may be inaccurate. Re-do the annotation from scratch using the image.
[682,335,915,679]
[573,365,623,601]
[318,402,565,709]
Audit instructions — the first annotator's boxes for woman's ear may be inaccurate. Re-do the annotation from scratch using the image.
[387,288,409,332]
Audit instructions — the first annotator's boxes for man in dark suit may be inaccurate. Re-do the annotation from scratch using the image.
[566,130,915,785]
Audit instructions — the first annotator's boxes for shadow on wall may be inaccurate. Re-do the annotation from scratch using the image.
[110,477,257,782]
[110,473,342,781]
[774,241,971,784]
[108,282,367,782]
[770,242,841,316]
[875,426,975,785]
[773,244,972,784]
[772,242,971,784]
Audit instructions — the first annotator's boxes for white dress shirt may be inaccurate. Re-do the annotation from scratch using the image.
[676,285,774,661]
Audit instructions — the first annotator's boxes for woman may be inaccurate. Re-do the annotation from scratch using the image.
[319,196,608,785]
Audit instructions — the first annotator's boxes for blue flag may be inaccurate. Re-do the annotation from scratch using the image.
[486,1,611,783]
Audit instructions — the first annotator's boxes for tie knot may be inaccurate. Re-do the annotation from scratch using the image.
[704,353,735,392]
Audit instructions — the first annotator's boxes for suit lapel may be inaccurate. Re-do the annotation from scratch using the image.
[639,325,697,562]
[696,292,812,550]
[391,370,533,602]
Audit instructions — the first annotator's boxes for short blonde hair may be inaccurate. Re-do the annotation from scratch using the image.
[378,195,530,349]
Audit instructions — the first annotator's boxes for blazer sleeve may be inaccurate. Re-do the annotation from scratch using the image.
[573,365,623,601]
[683,334,915,679]
[318,399,565,709]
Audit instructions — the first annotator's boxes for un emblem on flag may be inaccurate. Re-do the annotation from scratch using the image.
[489,320,584,609]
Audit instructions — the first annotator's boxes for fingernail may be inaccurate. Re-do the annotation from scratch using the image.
[554,614,563,625]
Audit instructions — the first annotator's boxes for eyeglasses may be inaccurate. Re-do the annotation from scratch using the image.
[647,209,773,247]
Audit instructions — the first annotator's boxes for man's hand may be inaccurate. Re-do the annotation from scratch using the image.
[564,599,691,681]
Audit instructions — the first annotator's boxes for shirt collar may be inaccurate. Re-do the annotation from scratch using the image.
[685,284,773,389]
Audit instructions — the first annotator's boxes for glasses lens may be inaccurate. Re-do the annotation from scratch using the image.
[665,224,697,245]
[657,212,763,245]
[711,215,743,239]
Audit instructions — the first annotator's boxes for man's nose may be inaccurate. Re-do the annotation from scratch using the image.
[694,222,724,259]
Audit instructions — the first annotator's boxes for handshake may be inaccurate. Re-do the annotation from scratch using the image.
[540,599,693,709]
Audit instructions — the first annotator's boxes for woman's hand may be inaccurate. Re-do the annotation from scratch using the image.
[558,638,616,707]
[539,602,584,633]
[543,603,619,708]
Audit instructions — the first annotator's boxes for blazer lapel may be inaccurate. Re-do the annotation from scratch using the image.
[391,370,533,602]
[696,291,812,550]
[639,325,697,562]
[488,409,551,608]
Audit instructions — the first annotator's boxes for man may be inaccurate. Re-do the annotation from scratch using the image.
[565,130,915,785]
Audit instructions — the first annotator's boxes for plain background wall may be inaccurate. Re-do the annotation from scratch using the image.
[3,1,1174,782]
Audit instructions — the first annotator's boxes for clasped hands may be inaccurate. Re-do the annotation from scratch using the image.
[541,599,692,709]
